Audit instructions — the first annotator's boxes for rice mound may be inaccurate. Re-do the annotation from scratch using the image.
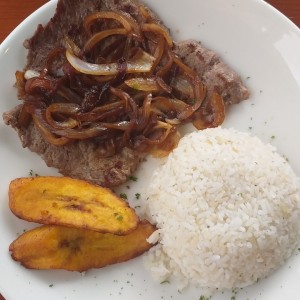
[144,127,300,289]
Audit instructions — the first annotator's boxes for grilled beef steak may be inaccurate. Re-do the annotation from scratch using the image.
[3,0,249,187]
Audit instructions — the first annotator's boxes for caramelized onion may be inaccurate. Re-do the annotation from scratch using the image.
[32,110,71,146]
[141,23,173,47]
[25,77,57,95]
[150,37,165,73]
[193,92,225,130]
[53,124,110,139]
[66,49,155,75]
[170,74,194,98]
[64,35,81,56]
[45,103,80,129]
[83,28,127,53]
[83,11,142,40]
[78,101,124,122]
[19,9,227,158]
[125,77,162,92]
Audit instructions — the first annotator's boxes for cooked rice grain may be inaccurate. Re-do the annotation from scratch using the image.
[144,127,300,289]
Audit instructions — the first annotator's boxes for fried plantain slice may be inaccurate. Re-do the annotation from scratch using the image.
[9,176,138,235]
[9,221,156,271]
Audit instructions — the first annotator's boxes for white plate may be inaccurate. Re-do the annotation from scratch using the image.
[1,0,300,299]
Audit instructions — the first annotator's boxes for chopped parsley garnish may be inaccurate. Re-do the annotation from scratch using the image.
[199,296,210,300]
[120,193,128,200]
[113,213,123,221]
[29,169,39,177]
[116,215,123,221]
[135,193,141,200]
[128,175,138,181]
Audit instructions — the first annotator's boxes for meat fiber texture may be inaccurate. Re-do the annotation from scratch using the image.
[3,0,249,188]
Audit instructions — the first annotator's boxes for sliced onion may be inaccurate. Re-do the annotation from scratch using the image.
[66,49,155,75]
[53,124,110,139]
[56,86,83,104]
[78,101,124,122]
[141,23,173,47]
[125,76,171,94]
[100,121,132,130]
[150,36,165,72]
[145,121,174,145]
[83,28,127,53]
[176,79,206,119]
[25,77,58,96]
[193,92,225,130]
[136,93,153,131]
[150,129,180,158]
[152,97,189,125]
[110,87,138,120]
[152,97,189,114]
[45,103,80,129]
[84,11,142,40]
[156,48,174,77]
[170,74,194,98]
[125,77,161,92]
[173,55,198,78]
[139,5,152,22]
[64,35,81,56]
[32,110,71,146]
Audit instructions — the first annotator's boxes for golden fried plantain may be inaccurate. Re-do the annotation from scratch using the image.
[9,221,156,271]
[9,176,138,235]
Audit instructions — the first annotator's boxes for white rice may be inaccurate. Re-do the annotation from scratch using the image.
[143,127,300,289]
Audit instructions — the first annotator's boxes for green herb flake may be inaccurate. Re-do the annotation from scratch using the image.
[128,175,138,182]
[271,135,275,139]
[120,193,128,200]
[231,297,236,300]
[160,280,170,284]
[135,193,141,200]
[116,215,123,221]
[113,212,123,221]
[199,296,210,300]
[29,169,39,177]
[49,284,54,288]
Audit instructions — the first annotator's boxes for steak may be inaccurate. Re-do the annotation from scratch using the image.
[3,0,249,188]
[174,40,249,105]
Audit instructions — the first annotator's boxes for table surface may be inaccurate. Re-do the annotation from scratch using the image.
[0,0,300,43]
